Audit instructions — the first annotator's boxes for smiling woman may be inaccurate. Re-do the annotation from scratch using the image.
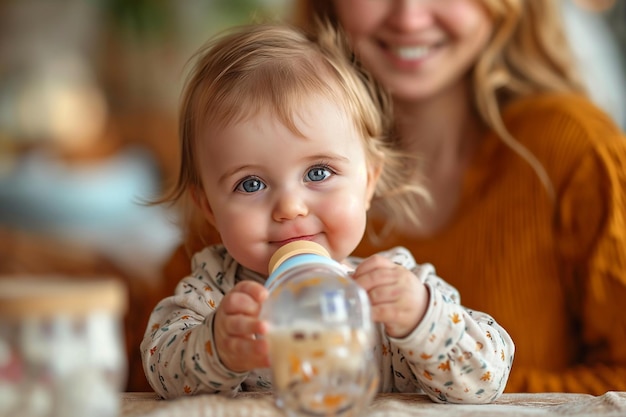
[290,0,626,396]
[330,0,494,102]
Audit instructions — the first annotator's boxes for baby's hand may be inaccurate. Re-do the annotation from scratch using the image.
[213,280,270,372]
[352,254,429,339]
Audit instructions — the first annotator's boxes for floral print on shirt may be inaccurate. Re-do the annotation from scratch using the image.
[141,245,514,403]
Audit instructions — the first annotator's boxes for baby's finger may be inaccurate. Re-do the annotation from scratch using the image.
[352,254,394,276]
[370,301,404,324]
[224,337,270,368]
[223,315,269,338]
[222,283,268,316]
[367,282,403,305]
[236,280,269,303]
[352,265,399,292]
[221,292,260,316]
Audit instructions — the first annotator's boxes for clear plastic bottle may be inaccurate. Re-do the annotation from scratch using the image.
[261,241,378,417]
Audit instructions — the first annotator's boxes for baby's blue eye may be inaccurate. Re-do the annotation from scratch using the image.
[306,166,332,182]
[236,177,266,193]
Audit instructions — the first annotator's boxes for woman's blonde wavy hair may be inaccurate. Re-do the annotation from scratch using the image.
[292,0,586,202]
[157,21,428,253]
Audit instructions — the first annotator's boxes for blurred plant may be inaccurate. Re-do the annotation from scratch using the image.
[99,0,282,38]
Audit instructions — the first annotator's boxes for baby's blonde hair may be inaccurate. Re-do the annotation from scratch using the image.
[158,21,427,250]
[292,0,586,201]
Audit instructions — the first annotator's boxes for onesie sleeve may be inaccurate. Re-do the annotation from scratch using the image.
[140,246,248,398]
[378,248,515,404]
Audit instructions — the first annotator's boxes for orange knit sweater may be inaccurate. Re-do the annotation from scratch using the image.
[157,93,626,395]
[353,93,626,395]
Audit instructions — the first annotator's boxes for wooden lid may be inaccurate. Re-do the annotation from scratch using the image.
[0,276,127,318]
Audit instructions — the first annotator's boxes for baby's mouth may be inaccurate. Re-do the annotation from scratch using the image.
[271,235,316,247]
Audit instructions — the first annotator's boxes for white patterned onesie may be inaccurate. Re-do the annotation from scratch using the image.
[141,245,514,403]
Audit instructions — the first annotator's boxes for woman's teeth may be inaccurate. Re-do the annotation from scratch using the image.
[393,45,430,60]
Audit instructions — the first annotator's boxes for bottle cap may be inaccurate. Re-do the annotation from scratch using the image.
[268,241,330,275]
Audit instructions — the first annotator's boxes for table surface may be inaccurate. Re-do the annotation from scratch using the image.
[120,391,626,417]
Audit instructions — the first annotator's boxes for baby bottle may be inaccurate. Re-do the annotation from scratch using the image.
[261,241,378,417]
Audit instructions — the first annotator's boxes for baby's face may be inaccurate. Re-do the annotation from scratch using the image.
[195,95,380,275]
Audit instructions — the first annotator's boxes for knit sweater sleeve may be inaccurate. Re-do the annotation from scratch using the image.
[556,138,626,392]
[515,100,626,393]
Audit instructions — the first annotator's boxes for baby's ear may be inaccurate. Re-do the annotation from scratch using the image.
[365,156,384,209]
[190,186,217,227]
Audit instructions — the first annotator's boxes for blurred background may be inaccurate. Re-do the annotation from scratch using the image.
[0,0,292,392]
[0,0,623,392]
[0,0,292,285]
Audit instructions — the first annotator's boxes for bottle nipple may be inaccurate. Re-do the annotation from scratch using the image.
[268,241,331,275]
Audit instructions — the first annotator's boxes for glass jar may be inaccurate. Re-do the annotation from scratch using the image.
[261,241,378,417]
[0,277,127,417]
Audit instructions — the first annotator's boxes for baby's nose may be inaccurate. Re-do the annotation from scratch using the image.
[272,191,309,221]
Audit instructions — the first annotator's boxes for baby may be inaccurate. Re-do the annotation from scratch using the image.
[141,21,514,404]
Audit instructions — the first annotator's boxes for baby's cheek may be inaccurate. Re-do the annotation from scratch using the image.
[324,195,368,250]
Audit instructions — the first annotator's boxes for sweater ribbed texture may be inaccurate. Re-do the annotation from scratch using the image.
[353,93,626,395]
